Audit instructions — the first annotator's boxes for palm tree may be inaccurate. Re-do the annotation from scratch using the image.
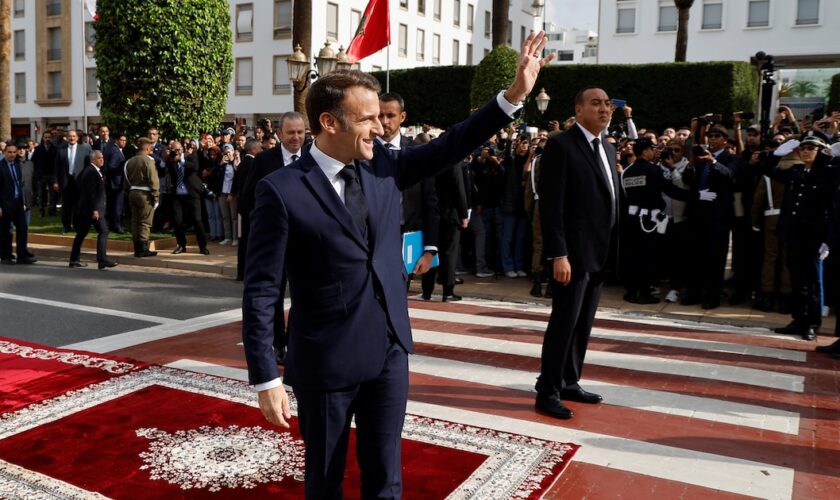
[674,0,695,62]
[492,0,510,47]
[0,0,11,141]
[790,80,819,98]
[292,0,312,115]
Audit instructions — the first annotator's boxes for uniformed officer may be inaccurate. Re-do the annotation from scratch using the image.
[124,138,160,258]
[620,138,716,303]
[767,135,840,340]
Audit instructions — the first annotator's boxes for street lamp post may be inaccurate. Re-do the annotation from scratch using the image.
[287,41,340,118]
[535,88,551,116]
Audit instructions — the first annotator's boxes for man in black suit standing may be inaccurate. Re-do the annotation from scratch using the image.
[243,33,551,498]
[167,140,210,256]
[69,150,117,269]
[55,130,92,233]
[238,111,307,364]
[104,133,127,233]
[235,139,263,279]
[536,87,619,420]
[377,94,441,290]
[1,144,36,265]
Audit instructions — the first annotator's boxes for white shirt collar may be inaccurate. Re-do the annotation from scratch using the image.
[575,122,602,144]
[309,141,347,181]
[281,144,301,165]
[376,134,402,150]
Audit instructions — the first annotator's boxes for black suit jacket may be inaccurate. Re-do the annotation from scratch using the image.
[0,160,26,213]
[398,136,440,248]
[436,160,469,226]
[243,97,515,390]
[75,164,106,216]
[103,143,126,190]
[55,143,93,190]
[167,154,205,199]
[539,125,619,272]
[239,144,307,217]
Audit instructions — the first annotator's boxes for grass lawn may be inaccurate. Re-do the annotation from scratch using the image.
[28,214,173,241]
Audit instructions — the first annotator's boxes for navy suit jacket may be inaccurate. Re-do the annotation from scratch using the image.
[242,97,515,390]
[104,143,126,190]
[75,164,106,216]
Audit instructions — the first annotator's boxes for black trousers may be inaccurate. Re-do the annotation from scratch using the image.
[421,222,460,296]
[686,216,730,301]
[293,338,408,500]
[786,239,822,329]
[70,215,108,263]
[0,201,28,259]
[172,195,207,249]
[620,215,661,296]
[105,186,125,230]
[536,269,604,395]
[60,179,79,231]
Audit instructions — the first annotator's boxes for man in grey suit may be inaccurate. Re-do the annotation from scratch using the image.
[55,130,92,233]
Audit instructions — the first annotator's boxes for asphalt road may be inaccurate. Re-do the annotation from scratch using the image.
[0,260,243,347]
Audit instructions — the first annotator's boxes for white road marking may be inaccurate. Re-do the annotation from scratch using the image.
[0,291,177,325]
[412,329,805,393]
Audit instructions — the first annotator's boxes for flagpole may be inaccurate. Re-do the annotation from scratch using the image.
[386,43,390,93]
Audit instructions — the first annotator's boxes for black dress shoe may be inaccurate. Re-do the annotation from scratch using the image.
[801,329,816,341]
[530,281,542,297]
[535,394,574,419]
[421,293,432,301]
[0,258,15,265]
[774,322,802,335]
[171,245,186,254]
[69,261,88,268]
[636,293,660,305]
[199,247,210,255]
[98,260,118,269]
[560,387,603,404]
[454,277,464,285]
[816,339,840,353]
[442,293,462,302]
[115,227,127,234]
[20,257,37,265]
[701,298,720,310]
[681,293,701,306]
[623,292,638,303]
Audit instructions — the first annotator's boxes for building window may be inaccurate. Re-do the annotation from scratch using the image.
[273,55,291,94]
[507,20,512,45]
[454,0,461,27]
[616,2,636,34]
[658,3,678,31]
[13,0,24,17]
[484,11,491,38]
[48,71,62,99]
[584,45,598,58]
[484,48,489,58]
[46,0,61,16]
[47,27,61,61]
[326,2,339,41]
[520,26,526,46]
[702,0,723,29]
[467,4,474,31]
[400,0,408,9]
[466,42,473,65]
[351,9,361,35]
[432,33,440,64]
[549,32,564,41]
[416,28,425,61]
[434,0,441,21]
[14,73,25,103]
[85,22,96,53]
[796,0,819,25]
[453,39,460,65]
[274,0,292,38]
[13,30,24,60]
[236,58,253,95]
[558,50,574,61]
[398,24,407,57]
[747,0,770,27]
[86,68,98,100]
[418,0,425,15]
[236,4,254,42]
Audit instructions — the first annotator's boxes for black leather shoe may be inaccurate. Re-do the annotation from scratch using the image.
[636,294,660,305]
[701,298,720,310]
[560,387,603,404]
[752,294,775,312]
[801,329,816,341]
[69,261,88,268]
[623,292,638,303]
[530,281,542,297]
[681,293,701,306]
[421,293,431,301]
[114,227,127,234]
[535,394,574,419]
[98,260,118,269]
[20,257,37,265]
[171,245,186,254]
[454,277,464,285]
[774,322,802,335]
[816,339,840,353]
[442,293,462,302]
[199,247,210,255]
[0,258,15,265]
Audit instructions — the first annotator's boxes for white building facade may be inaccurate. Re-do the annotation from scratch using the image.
[595,0,840,65]
[542,22,597,65]
[9,0,542,140]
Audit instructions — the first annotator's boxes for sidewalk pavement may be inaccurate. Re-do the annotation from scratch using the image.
[26,234,836,335]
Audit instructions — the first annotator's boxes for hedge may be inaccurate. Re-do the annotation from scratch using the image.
[828,73,840,113]
[375,61,759,132]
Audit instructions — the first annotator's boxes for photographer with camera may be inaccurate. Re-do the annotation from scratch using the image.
[772,105,801,136]
[471,139,505,276]
[660,140,692,302]
[166,140,209,256]
[729,114,763,305]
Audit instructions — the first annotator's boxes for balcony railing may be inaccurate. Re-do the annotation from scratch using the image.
[47,48,62,61]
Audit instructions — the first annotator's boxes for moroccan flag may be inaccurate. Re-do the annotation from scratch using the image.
[346,0,390,63]
[84,0,98,20]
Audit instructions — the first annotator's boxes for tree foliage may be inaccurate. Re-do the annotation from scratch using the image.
[470,45,519,110]
[94,0,232,139]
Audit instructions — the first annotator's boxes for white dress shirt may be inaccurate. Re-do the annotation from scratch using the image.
[575,122,616,202]
[281,145,301,166]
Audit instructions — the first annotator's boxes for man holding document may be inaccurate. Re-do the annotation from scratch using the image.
[242,32,553,498]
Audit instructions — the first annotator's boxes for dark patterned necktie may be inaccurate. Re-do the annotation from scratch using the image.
[338,164,368,237]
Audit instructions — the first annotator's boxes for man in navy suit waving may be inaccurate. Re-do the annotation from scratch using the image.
[243,32,552,498]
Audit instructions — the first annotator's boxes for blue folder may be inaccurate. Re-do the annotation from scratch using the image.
[402,231,439,275]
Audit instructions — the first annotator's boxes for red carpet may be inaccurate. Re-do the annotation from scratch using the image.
[0,338,578,498]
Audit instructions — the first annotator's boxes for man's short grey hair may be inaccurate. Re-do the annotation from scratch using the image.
[90,150,104,160]
[277,112,306,131]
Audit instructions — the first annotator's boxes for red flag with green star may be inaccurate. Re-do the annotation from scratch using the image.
[346,0,390,63]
